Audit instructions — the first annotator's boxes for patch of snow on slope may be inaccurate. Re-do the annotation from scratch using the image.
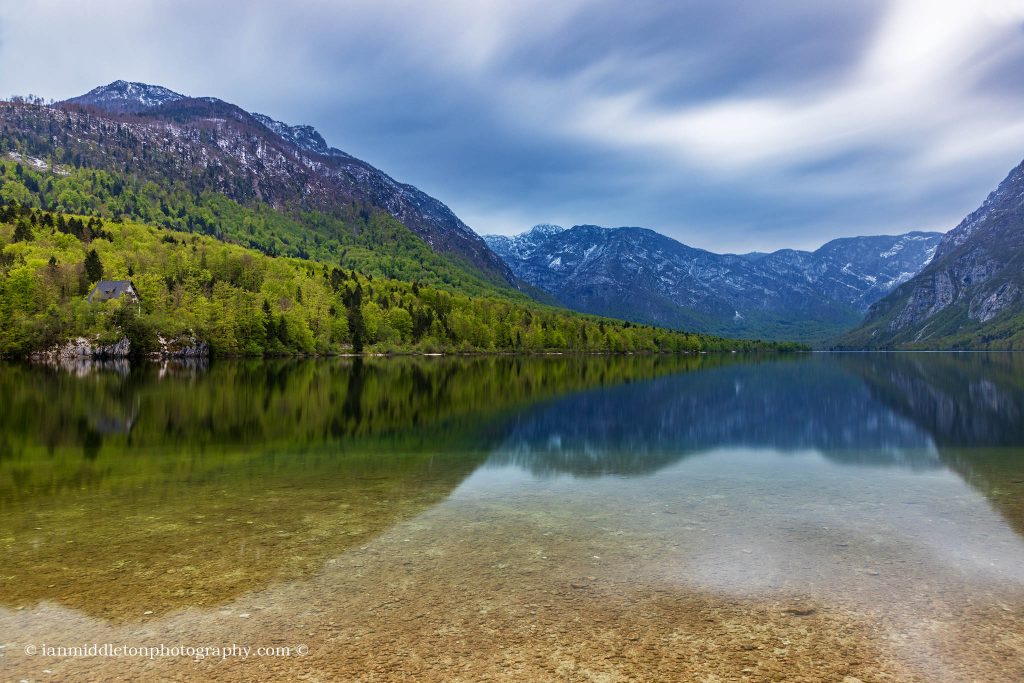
[880,242,905,258]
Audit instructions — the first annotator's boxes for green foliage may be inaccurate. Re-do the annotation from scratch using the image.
[0,154,801,357]
[0,159,511,297]
[0,206,795,356]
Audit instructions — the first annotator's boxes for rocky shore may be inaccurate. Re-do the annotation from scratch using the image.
[153,334,210,358]
[29,334,210,362]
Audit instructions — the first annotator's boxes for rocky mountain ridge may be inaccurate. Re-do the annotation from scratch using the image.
[838,158,1024,349]
[4,81,516,286]
[486,224,941,341]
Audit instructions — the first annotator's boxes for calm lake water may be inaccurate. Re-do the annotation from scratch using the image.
[1,353,1023,681]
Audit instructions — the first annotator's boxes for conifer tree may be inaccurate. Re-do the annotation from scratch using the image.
[84,249,104,283]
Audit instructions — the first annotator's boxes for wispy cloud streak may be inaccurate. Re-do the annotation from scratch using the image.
[1,0,1023,251]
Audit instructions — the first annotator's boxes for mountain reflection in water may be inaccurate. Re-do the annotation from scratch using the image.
[0,352,1023,621]
[488,356,942,476]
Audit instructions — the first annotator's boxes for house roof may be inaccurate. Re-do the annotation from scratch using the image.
[88,280,138,302]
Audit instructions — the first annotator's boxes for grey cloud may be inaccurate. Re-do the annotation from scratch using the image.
[1,0,1023,253]
[496,0,885,103]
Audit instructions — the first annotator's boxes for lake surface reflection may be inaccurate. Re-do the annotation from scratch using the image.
[1,353,1023,681]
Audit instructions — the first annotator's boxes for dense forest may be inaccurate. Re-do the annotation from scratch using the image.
[0,158,801,356]
[0,153,506,294]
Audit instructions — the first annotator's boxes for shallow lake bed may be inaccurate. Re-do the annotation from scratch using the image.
[2,353,1023,681]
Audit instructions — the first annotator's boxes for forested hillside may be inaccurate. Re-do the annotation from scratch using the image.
[0,92,800,357]
[0,151,504,296]
[0,91,515,285]
[0,194,791,356]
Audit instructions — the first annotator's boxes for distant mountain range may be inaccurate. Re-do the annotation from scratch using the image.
[837,159,1024,349]
[6,80,1023,349]
[6,83,763,358]
[486,225,941,341]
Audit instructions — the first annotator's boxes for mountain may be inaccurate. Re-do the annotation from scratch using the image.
[1,84,797,358]
[0,169,787,357]
[485,225,940,341]
[2,80,515,286]
[64,80,185,113]
[837,159,1024,349]
[489,356,940,478]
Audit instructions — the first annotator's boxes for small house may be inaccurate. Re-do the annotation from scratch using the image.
[87,280,140,304]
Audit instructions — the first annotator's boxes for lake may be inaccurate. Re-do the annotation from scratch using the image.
[1,353,1023,681]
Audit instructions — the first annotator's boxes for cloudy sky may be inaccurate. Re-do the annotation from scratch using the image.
[2,0,1024,252]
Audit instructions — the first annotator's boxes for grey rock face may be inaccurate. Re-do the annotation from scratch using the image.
[966,282,1015,325]
[485,225,941,341]
[251,113,330,155]
[970,283,1021,323]
[29,334,212,361]
[889,270,957,333]
[153,334,211,358]
[31,336,132,360]
[845,158,1024,348]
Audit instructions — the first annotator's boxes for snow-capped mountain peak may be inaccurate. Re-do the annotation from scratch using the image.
[484,224,566,260]
[63,80,185,113]
[528,223,566,236]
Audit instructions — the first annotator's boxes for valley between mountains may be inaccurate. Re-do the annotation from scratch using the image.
[1,80,1023,353]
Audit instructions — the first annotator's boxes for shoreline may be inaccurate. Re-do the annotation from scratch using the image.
[8,347,807,363]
